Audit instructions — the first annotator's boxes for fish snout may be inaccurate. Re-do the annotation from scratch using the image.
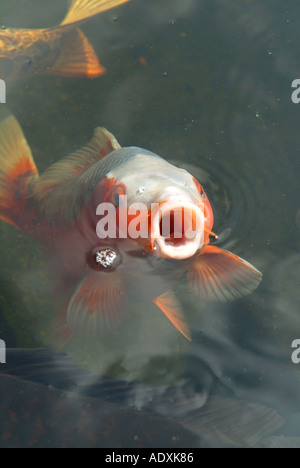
[150,198,205,260]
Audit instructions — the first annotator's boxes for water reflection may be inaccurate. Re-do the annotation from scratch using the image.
[0,348,288,448]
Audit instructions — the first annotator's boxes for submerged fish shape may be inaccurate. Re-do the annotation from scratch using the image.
[0,349,285,448]
[0,0,130,81]
[0,115,262,342]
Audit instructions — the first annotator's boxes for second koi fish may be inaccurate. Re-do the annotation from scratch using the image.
[0,0,130,81]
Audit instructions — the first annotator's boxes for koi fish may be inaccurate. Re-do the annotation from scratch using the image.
[0,115,262,342]
[0,0,130,81]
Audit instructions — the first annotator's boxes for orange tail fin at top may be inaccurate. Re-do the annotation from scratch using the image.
[47,0,132,79]
[60,0,131,27]
[0,116,38,229]
[44,28,106,78]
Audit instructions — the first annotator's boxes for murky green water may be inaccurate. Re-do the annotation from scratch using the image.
[0,0,300,448]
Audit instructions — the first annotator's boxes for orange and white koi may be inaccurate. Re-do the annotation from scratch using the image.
[0,115,262,342]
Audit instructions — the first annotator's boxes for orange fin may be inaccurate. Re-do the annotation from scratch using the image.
[67,272,127,339]
[0,115,38,228]
[44,28,105,78]
[187,245,263,302]
[153,290,191,341]
[61,0,131,27]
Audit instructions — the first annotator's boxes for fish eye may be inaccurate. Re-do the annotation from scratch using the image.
[87,247,121,272]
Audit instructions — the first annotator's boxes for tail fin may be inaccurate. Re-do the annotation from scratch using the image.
[0,116,38,228]
[44,28,106,78]
[54,0,131,78]
[61,0,131,27]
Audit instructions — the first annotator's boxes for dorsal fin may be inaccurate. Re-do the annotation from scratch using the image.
[34,127,121,199]
[36,145,141,226]
[60,0,131,27]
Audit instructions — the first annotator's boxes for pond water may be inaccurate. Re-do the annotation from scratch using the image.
[0,0,299,448]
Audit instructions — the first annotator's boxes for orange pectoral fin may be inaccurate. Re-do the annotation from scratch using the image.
[153,290,191,341]
[67,271,127,339]
[187,245,263,302]
[45,28,105,78]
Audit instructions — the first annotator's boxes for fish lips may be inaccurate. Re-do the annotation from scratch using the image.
[149,198,205,260]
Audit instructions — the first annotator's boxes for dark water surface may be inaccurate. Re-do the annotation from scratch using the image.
[0,0,300,447]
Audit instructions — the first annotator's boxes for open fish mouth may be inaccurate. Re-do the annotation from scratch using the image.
[150,199,205,260]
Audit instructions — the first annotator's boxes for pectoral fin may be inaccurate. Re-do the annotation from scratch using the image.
[153,290,191,341]
[67,271,127,338]
[187,245,263,302]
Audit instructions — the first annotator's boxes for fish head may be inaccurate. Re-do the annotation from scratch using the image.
[60,147,214,342]
[101,147,214,261]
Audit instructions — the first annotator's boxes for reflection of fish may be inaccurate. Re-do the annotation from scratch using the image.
[0,115,262,342]
[0,372,200,448]
[0,0,130,81]
[0,349,286,448]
